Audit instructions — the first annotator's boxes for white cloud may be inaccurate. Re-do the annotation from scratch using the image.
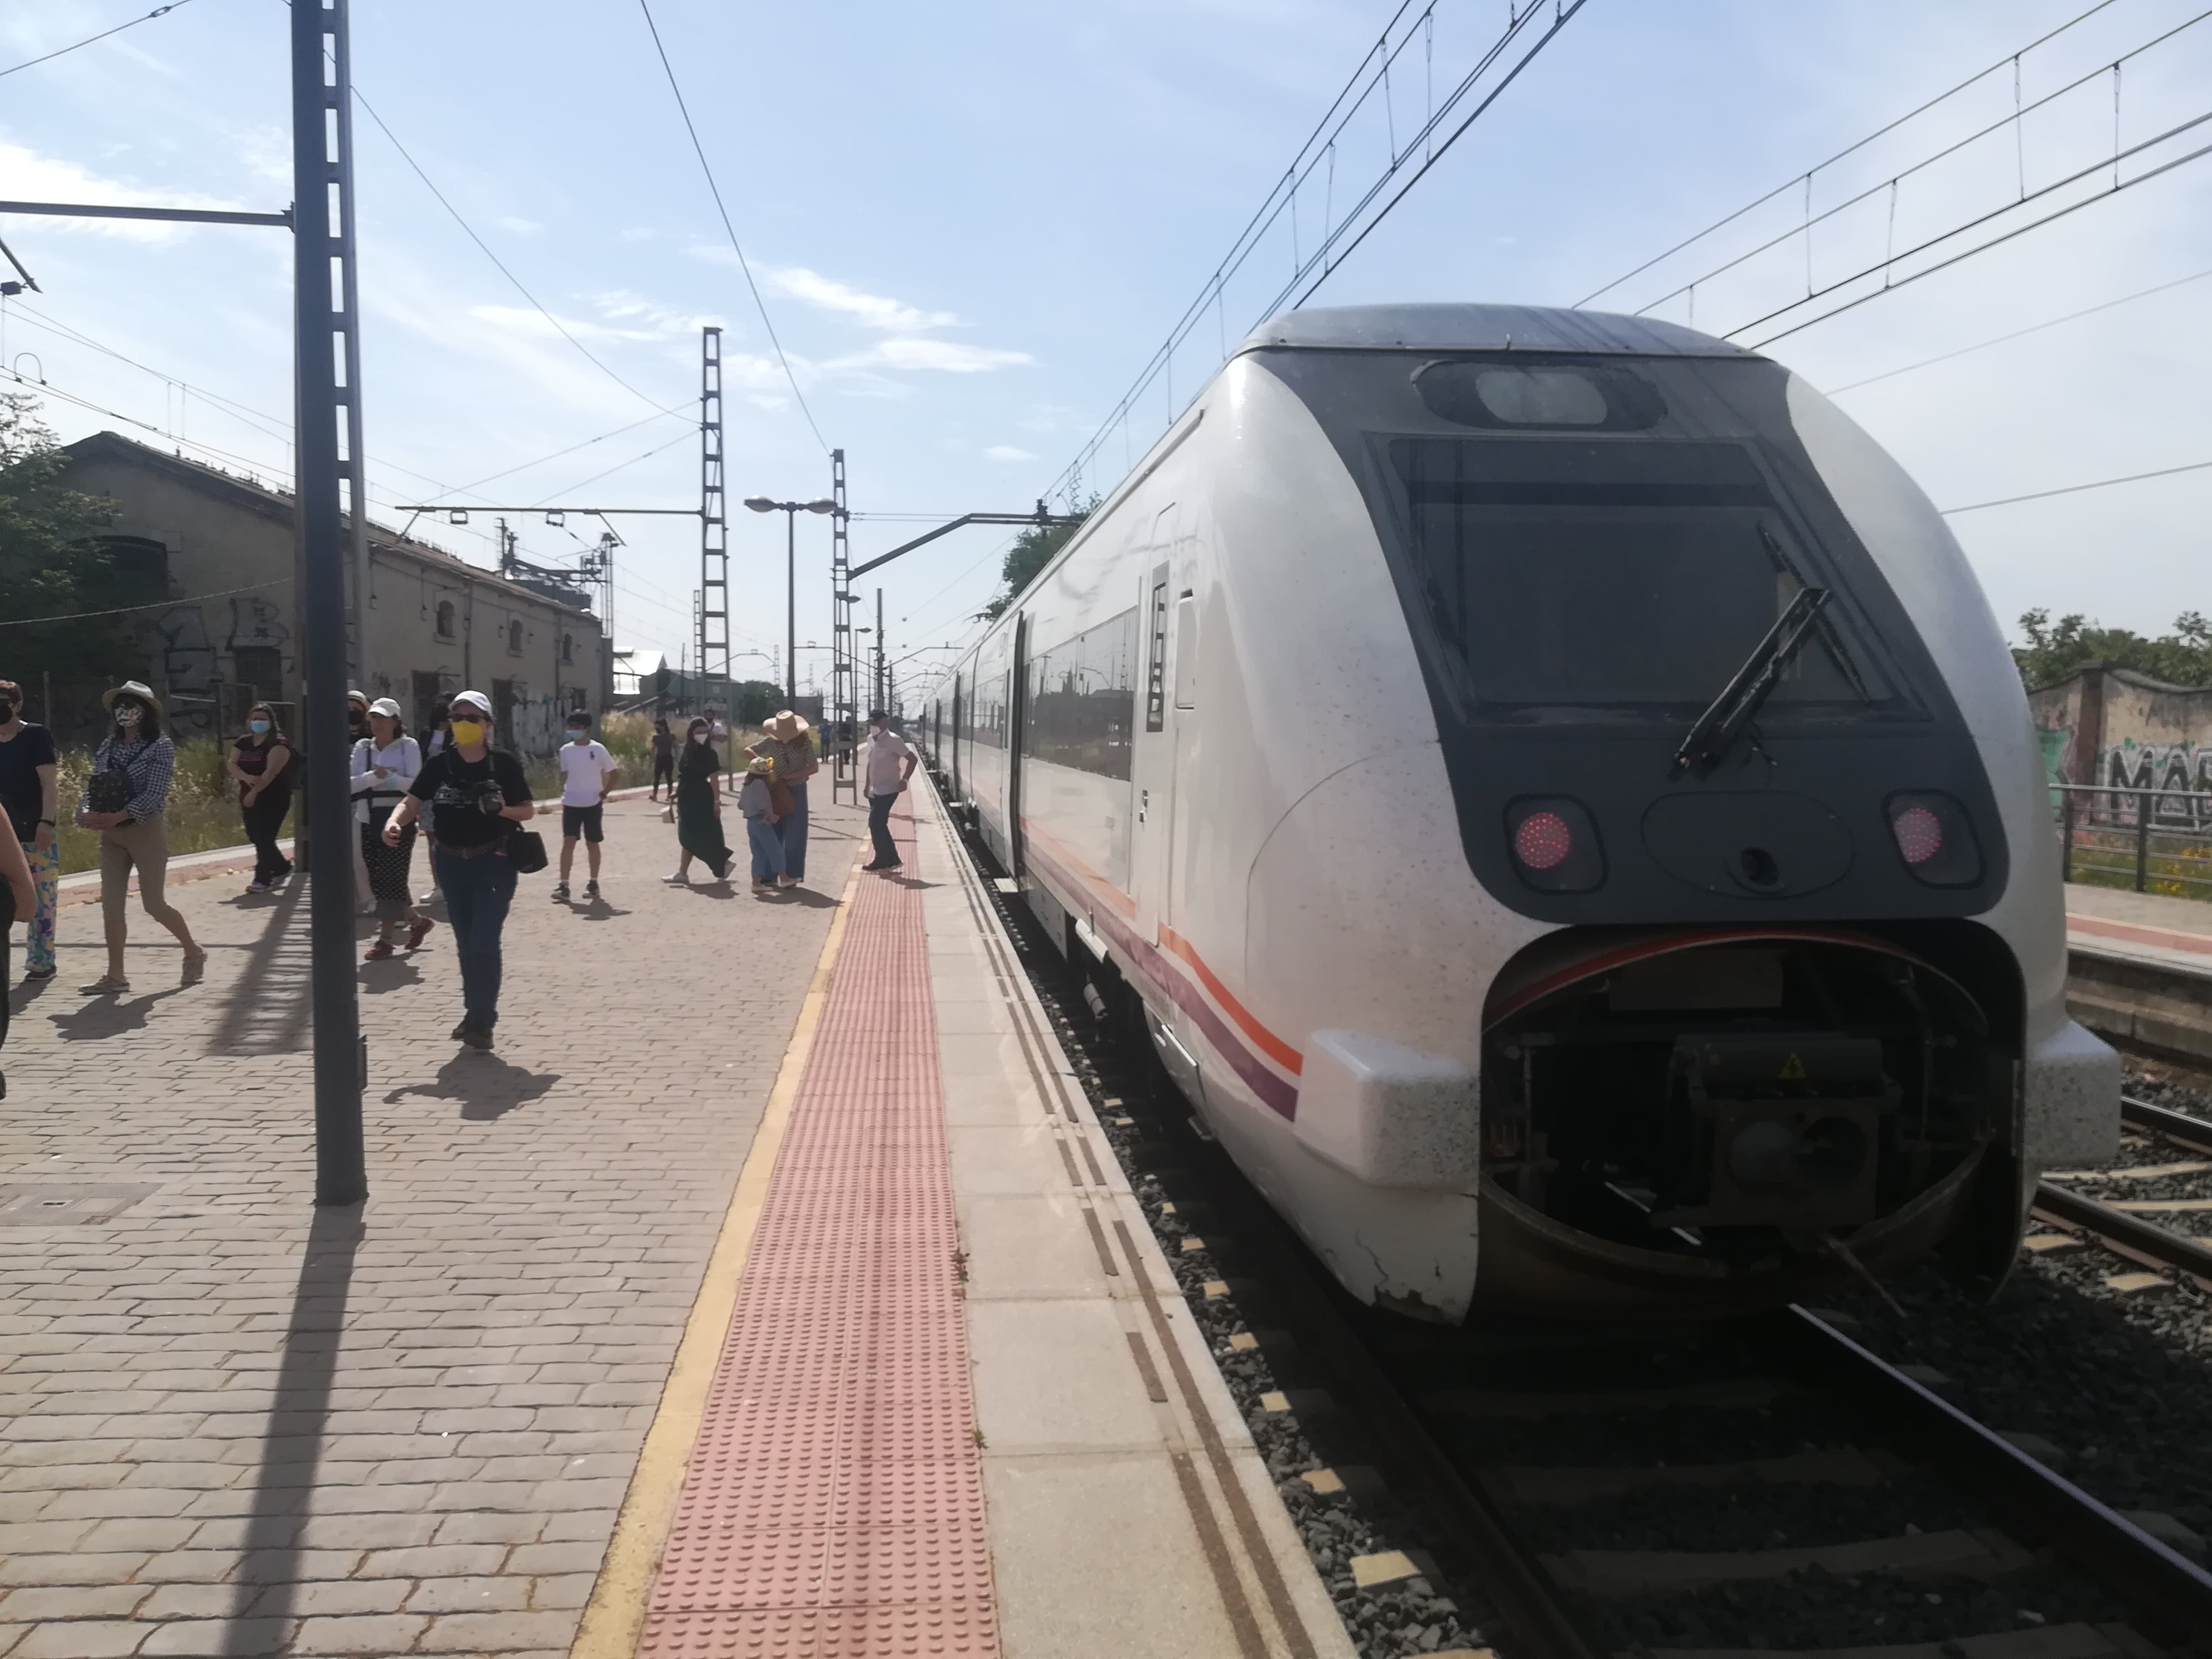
[0,143,253,241]
[984,445,1037,462]
[829,337,1035,375]
[761,264,958,331]
[497,216,544,236]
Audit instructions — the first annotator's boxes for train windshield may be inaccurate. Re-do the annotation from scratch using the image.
[1387,435,1884,716]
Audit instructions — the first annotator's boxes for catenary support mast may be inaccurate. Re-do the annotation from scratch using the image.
[293,0,367,1206]
[699,326,728,707]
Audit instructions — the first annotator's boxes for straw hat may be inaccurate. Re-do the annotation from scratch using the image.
[763,710,811,741]
[746,756,775,776]
[101,680,164,719]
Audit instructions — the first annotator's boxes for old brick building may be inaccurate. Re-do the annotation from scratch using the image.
[53,431,610,753]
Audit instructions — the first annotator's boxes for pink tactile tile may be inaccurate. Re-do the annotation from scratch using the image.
[635,803,1000,1659]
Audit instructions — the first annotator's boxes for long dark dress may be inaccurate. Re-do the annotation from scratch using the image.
[676,750,732,880]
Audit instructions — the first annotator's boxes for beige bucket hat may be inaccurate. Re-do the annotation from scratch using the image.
[101,680,164,719]
[763,710,811,742]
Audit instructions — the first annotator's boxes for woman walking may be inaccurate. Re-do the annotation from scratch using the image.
[749,710,818,885]
[226,701,294,894]
[381,689,533,1049]
[353,697,433,960]
[0,680,60,985]
[75,681,206,995]
[648,717,676,801]
[1,826,34,1088]
[667,716,732,885]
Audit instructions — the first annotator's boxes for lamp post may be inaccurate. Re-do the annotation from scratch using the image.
[743,495,836,706]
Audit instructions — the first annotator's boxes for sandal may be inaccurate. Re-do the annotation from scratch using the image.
[404,916,435,951]
[79,974,130,995]
[365,938,396,961]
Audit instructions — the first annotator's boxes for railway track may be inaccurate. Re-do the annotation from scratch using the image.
[941,808,2212,1659]
[2027,1095,2212,1296]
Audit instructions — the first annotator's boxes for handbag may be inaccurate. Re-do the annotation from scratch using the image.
[505,826,549,875]
[661,799,676,824]
[769,779,797,819]
[86,769,132,815]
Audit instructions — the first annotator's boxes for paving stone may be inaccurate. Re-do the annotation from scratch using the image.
[0,1585,151,1621]
[10,1620,145,1658]
[287,1613,431,1655]
[418,1610,579,1652]
[139,1621,294,1656]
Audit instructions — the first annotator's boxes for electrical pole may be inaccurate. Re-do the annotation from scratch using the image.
[874,588,885,714]
[700,326,727,696]
[830,449,852,802]
[784,508,797,707]
[293,0,366,1207]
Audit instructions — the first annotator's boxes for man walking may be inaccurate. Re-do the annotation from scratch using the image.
[860,709,916,874]
[0,681,59,983]
[554,710,618,902]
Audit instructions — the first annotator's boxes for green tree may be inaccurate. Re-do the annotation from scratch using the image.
[0,392,135,684]
[2013,608,2212,690]
[981,498,1096,620]
[734,678,783,725]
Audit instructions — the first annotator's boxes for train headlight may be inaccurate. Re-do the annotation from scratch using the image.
[1885,791,1982,887]
[1505,797,1604,892]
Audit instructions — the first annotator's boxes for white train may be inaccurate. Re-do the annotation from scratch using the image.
[918,304,2118,1320]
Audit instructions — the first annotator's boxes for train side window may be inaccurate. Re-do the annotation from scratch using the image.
[1172,593,1198,710]
[1144,564,1170,732]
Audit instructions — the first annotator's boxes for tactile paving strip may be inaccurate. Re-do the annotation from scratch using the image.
[637,803,997,1657]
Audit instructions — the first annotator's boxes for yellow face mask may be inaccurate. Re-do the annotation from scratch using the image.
[450,719,487,747]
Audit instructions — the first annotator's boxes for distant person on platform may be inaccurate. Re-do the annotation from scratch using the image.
[353,697,432,959]
[667,716,731,886]
[554,711,618,903]
[226,700,294,894]
[346,687,375,912]
[382,688,535,1050]
[648,717,676,802]
[0,680,60,986]
[861,710,917,873]
[75,681,207,995]
[736,755,788,894]
[749,710,818,885]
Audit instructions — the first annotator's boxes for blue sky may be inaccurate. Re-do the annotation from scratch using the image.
[4,0,2209,688]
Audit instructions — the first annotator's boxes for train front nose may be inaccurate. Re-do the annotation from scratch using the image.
[1470,929,2021,1318]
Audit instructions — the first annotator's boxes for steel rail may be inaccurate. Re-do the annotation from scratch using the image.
[1763,1304,2212,1637]
[2121,1092,2212,1157]
[2032,1181,2212,1289]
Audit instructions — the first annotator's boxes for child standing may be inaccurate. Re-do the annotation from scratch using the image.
[737,756,788,894]
[554,711,618,903]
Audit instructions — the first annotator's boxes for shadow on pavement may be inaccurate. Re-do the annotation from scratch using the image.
[207,879,314,1058]
[357,956,424,996]
[573,897,632,922]
[224,1200,363,1652]
[775,885,842,910]
[384,1050,561,1121]
[46,982,188,1042]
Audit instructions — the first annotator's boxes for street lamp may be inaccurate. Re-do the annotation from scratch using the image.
[745,495,837,706]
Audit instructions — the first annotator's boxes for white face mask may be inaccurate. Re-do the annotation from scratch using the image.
[691,731,710,744]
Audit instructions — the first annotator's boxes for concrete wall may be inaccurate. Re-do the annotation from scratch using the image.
[2028,662,2212,801]
[57,435,608,754]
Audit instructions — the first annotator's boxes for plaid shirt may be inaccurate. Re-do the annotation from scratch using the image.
[83,733,177,823]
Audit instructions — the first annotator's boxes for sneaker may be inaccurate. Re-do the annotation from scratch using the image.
[21,966,55,982]
[663,871,687,885]
[584,880,600,899]
[776,874,797,888]
[551,881,571,901]
[450,1018,471,1041]
[245,880,269,895]
[79,974,130,995]
[861,861,888,872]
[460,1019,494,1051]
[364,938,395,961]
[404,916,435,951]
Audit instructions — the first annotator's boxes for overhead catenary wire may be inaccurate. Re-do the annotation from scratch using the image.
[0,576,286,628]
[1575,0,2127,307]
[0,1,198,80]
[634,0,828,454]
[1822,264,2212,396]
[1941,457,2212,515]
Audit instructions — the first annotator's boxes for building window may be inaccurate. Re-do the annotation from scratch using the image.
[561,633,574,664]
[435,600,457,641]
[507,620,523,655]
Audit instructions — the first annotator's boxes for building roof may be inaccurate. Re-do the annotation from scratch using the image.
[1236,303,1751,358]
[61,430,598,622]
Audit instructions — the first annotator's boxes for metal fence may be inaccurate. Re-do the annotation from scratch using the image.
[2053,783,2212,896]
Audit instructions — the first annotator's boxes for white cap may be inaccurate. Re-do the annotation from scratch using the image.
[367,697,402,719]
[449,689,492,718]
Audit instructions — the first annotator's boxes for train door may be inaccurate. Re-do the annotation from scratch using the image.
[1008,614,1030,876]
[1130,504,1180,948]
[951,672,965,801]
[1165,584,1201,928]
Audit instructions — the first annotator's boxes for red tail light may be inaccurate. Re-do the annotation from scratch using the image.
[1514,811,1574,871]
[1884,791,1982,887]
[1891,804,1943,865]
[1505,797,1604,892]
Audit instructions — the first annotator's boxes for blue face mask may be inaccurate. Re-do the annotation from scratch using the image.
[569,729,590,743]
[249,719,270,735]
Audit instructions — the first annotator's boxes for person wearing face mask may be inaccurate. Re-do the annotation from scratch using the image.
[0,680,60,985]
[748,710,818,886]
[381,689,533,1049]
[353,697,431,959]
[345,690,375,914]
[75,681,207,995]
[667,716,733,886]
[226,702,294,894]
[553,710,617,903]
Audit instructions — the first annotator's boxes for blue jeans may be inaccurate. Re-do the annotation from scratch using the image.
[867,791,899,866]
[746,817,786,882]
[775,782,809,879]
[435,849,517,1027]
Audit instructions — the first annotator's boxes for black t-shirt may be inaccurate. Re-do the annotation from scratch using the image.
[0,722,58,841]
[408,746,531,848]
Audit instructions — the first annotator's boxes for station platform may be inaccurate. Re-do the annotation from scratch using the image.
[2064,882,2212,977]
[0,786,1348,1658]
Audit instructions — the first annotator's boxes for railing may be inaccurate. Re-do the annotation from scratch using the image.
[2052,783,2212,896]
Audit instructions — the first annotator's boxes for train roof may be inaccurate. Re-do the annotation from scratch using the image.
[1238,303,1752,358]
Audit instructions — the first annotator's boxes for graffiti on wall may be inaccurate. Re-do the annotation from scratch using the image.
[153,596,294,734]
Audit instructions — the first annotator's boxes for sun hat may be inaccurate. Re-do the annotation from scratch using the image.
[764,710,811,741]
[101,680,164,719]
[449,689,493,719]
[367,697,402,720]
[746,756,774,775]
[346,687,368,706]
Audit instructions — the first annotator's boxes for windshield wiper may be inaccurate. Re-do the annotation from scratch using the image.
[1759,522,1870,703]
[1669,586,1831,778]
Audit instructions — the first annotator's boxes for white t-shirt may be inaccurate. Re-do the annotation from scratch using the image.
[863,729,915,797]
[558,740,615,806]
